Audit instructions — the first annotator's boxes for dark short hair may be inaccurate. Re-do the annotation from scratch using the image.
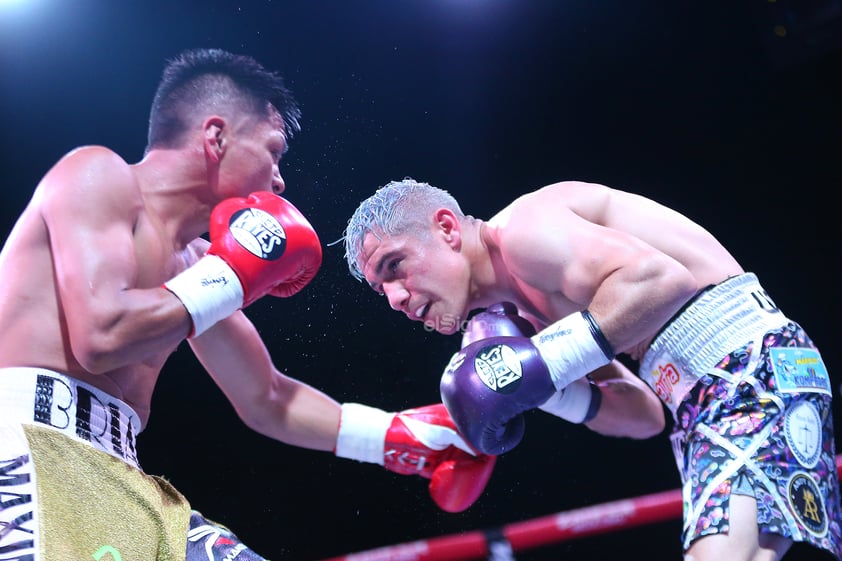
[146,48,301,152]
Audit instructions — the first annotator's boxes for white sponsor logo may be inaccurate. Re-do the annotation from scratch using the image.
[229,208,285,259]
[474,344,523,394]
[785,400,822,468]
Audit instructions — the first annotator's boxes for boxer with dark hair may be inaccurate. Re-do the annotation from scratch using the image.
[0,51,492,561]
[344,177,841,561]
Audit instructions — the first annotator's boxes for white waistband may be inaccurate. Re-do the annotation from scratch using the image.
[639,273,789,415]
[0,367,141,468]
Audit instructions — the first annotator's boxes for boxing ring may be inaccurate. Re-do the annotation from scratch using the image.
[317,455,842,561]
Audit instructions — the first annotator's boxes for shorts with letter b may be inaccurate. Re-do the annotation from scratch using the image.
[0,367,269,560]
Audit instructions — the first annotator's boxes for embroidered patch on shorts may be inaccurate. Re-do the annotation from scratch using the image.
[785,401,823,468]
[788,472,828,537]
[770,348,831,396]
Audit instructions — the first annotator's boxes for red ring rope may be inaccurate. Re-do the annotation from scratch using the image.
[317,455,842,561]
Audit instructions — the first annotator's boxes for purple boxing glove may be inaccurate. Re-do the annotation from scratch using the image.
[441,302,551,455]
[460,302,536,346]
[440,335,555,455]
[441,302,609,454]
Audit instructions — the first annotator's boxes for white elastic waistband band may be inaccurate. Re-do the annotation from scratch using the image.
[639,273,789,414]
[0,367,141,468]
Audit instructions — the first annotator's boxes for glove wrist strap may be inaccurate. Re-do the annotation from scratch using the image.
[538,377,603,423]
[163,255,244,337]
[531,311,613,390]
[335,403,393,465]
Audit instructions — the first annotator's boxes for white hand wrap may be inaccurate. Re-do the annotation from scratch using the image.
[334,403,393,465]
[163,255,244,337]
[530,311,614,391]
[538,377,602,423]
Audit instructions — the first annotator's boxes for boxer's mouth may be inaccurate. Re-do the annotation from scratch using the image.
[414,302,430,319]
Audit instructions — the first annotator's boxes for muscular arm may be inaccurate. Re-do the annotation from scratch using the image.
[40,146,192,373]
[482,183,687,441]
[499,182,699,354]
[584,361,665,438]
[189,311,341,451]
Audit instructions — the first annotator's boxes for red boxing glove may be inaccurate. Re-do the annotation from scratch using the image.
[335,403,496,513]
[208,191,322,303]
[164,192,322,336]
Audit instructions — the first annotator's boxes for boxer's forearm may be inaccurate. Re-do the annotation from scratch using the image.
[190,312,341,451]
[241,375,341,451]
[584,376,665,438]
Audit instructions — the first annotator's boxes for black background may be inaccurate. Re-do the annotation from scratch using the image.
[1,1,841,560]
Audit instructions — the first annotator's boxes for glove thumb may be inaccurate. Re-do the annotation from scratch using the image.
[429,455,497,513]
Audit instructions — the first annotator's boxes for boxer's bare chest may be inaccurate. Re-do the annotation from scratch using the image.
[132,213,201,289]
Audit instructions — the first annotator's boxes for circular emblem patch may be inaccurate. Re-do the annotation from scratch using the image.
[788,472,827,537]
[229,208,286,260]
[785,400,822,468]
[474,343,523,394]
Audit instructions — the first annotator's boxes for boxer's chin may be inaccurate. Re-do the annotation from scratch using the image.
[422,318,440,333]
[439,323,460,336]
[424,312,463,335]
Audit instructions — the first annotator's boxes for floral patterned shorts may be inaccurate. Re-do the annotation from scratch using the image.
[672,322,841,558]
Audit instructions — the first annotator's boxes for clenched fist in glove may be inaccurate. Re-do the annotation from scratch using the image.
[335,403,496,513]
[164,192,322,336]
[441,302,607,456]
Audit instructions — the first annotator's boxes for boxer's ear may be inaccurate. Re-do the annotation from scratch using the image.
[433,208,461,250]
[203,116,226,163]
